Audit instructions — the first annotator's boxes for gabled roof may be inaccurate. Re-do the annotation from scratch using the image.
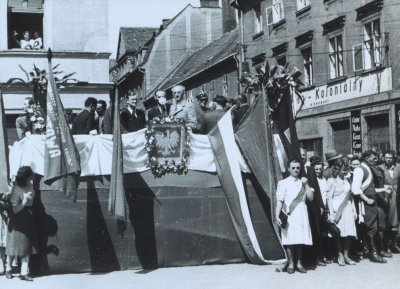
[116,27,157,60]
[150,28,239,95]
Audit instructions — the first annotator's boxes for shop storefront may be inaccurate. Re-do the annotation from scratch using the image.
[297,67,397,160]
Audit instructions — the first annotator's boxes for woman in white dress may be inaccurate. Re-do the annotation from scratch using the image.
[327,165,357,266]
[276,159,313,274]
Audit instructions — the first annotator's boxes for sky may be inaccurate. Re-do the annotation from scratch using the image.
[108,0,204,58]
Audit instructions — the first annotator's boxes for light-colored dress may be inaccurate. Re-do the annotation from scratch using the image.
[277,176,312,245]
[0,207,7,247]
[327,177,357,238]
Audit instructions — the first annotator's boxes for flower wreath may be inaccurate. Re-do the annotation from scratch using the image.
[25,107,46,135]
[145,116,190,177]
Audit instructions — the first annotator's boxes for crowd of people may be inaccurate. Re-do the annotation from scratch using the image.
[276,148,400,274]
[10,30,43,50]
[15,84,249,139]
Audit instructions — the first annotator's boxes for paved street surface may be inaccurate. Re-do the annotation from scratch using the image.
[1,254,399,289]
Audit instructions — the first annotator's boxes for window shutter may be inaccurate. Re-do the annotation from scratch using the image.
[353,44,363,71]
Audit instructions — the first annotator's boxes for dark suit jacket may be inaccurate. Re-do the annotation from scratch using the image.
[120,108,145,133]
[147,105,168,121]
[71,109,96,135]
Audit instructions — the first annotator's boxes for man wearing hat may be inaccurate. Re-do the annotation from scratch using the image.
[203,95,227,134]
[169,85,197,129]
[323,149,344,179]
[194,93,209,134]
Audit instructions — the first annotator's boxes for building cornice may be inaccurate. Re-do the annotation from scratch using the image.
[0,50,111,59]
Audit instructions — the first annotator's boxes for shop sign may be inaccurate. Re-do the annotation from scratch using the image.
[351,110,362,155]
[302,67,392,110]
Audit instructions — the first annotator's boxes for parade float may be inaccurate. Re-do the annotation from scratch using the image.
[2,51,304,274]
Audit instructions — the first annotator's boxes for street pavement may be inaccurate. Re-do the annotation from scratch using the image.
[1,254,399,289]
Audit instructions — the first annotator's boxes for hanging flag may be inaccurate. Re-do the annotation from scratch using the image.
[108,87,127,235]
[209,111,285,264]
[44,49,80,200]
[0,87,9,193]
[271,86,302,173]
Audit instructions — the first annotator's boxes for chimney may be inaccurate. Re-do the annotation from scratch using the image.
[162,19,171,28]
[221,0,237,33]
[200,0,220,8]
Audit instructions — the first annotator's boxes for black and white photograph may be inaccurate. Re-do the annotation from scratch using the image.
[0,0,399,288]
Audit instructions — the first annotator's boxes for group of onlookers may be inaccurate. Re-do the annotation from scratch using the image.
[15,84,250,140]
[10,30,43,50]
[276,148,400,274]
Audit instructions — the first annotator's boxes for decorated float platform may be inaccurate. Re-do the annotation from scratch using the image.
[9,126,285,274]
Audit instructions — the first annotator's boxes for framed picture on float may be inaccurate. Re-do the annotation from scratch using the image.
[145,118,190,177]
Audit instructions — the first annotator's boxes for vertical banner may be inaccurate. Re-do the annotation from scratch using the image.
[44,49,81,200]
[351,110,362,155]
[396,104,400,154]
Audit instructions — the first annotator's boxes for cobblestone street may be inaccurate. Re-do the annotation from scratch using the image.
[1,254,399,289]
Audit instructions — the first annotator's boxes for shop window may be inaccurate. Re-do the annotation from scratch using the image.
[331,120,351,157]
[366,114,390,154]
[253,4,263,34]
[296,0,310,11]
[328,34,344,79]
[266,0,285,26]
[7,0,44,50]
[223,75,228,97]
[210,81,215,98]
[300,138,322,160]
[301,46,313,86]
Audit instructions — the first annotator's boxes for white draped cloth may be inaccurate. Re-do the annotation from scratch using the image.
[9,129,249,178]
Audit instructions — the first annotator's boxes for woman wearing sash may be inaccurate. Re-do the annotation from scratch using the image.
[276,159,313,274]
[327,165,357,266]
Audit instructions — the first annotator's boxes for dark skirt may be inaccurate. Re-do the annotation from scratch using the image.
[6,207,38,256]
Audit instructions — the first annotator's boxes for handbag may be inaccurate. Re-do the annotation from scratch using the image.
[279,210,288,229]
[326,222,341,238]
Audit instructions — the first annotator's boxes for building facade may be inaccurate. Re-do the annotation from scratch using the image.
[0,0,111,142]
[155,28,240,102]
[232,0,400,159]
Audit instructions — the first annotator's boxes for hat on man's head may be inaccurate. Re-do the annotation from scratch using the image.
[196,93,208,101]
[325,149,342,162]
[309,156,321,166]
[213,95,227,106]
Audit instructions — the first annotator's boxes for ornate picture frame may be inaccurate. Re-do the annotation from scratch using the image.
[145,117,190,177]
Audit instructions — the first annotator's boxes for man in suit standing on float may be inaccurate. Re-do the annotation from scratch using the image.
[120,91,146,133]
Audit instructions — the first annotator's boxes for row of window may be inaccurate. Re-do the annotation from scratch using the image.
[254,0,310,32]
[253,2,385,86]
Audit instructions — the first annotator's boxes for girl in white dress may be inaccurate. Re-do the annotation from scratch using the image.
[327,165,357,266]
[276,159,313,274]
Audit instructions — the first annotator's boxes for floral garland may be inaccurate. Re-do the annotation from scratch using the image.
[25,107,46,135]
[145,116,190,177]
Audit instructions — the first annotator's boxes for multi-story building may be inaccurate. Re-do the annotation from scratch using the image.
[111,0,224,105]
[0,0,111,142]
[231,0,399,159]
[152,27,240,102]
